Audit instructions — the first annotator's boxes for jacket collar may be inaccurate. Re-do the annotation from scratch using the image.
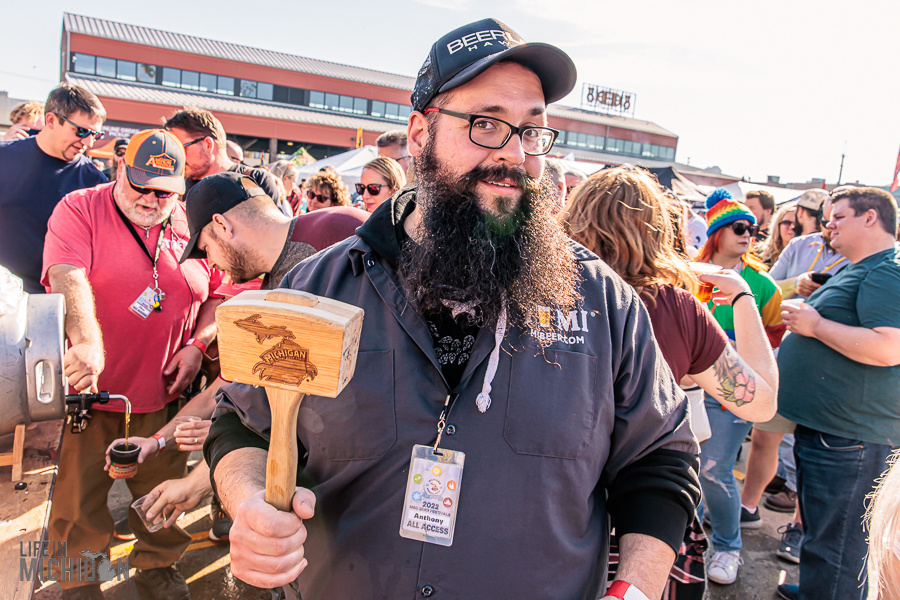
[353,188,416,269]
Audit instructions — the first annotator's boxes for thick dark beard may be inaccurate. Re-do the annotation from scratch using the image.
[398,135,581,335]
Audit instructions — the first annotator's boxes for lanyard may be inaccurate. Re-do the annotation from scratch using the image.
[113,199,170,308]
[806,242,845,273]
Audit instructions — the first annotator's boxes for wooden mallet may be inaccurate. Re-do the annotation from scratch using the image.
[216,289,364,511]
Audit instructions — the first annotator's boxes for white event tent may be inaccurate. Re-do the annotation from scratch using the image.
[295,145,379,188]
[697,182,804,206]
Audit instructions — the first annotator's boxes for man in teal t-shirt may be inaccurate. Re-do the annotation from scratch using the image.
[776,187,900,600]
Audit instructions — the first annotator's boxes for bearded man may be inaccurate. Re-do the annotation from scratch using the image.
[203,19,700,600]
[43,129,223,600]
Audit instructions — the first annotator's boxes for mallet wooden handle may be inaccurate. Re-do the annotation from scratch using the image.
[265,388,306,512]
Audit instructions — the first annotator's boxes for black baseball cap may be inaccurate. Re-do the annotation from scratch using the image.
[179,172,268,263]
[411,18,577,113]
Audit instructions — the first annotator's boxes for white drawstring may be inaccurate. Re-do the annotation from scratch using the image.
[476,303,507,413]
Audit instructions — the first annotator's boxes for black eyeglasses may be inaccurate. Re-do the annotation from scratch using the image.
[356,183,388,196]
[128,179,177,199]
[779,220,794,228]
[306,189,333,203]
[115,149,127,157]
[182,136,207,148]
[423,108,559,156]
[731,222,760,237]
[57,114,104,140]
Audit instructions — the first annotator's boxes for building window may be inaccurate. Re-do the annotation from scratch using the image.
[72,53,95,75]
[309,91,325,109]
[181,71,200,91]
[200,73,217,93]
[240,80,258,98]
[95,57,117,78]
[70,52,416,122]
[217,76,235,95]
[162,67,180,88]
[116,60,136,81]
[137,63,156,83]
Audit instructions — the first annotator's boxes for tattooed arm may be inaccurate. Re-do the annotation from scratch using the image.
[691,272,779,422]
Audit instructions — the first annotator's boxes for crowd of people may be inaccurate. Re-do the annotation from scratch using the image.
[1,16,899,600]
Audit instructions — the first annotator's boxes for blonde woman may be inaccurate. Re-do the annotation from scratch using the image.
[357,157,406,212]
[758,201,798,266]
[866,449,900,600]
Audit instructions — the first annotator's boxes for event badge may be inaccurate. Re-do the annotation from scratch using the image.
[399,444,465,546]
[129,287,158,319]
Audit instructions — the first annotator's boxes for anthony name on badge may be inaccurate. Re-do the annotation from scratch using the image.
[399,444,465,546]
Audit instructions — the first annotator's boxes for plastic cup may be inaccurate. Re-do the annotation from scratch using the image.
[174,416,201,451]
[688,262,723,303]
[108,443,140,479]
[781,299,805,311]
[132,493,166,533]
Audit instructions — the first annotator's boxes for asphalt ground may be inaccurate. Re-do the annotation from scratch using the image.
[34,441,800,600]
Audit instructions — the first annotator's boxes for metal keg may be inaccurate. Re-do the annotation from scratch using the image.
[0,269,66,435]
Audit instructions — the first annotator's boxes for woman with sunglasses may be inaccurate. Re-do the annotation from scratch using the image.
[693,188,785,585]
[358,157,406,213]
[758,201,798,267]
[306,168,350,211]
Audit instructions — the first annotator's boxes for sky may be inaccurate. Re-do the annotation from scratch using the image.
[2,0,898,185]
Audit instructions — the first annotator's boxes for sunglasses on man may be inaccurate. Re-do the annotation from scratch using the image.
[129,179,177,199]
[306,190,333,203]
[355,183,388,196]
[56,114,105,140]
[730,222,759,237]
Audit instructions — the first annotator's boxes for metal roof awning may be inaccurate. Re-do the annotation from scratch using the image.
[67,74,406,134]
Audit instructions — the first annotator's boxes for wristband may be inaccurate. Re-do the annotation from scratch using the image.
[152,433,166,453]
[604,581,650,600]
[186,338,207,355]
[732,291,754,307]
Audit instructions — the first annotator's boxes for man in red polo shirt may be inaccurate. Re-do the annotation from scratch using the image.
[43,129,223,600]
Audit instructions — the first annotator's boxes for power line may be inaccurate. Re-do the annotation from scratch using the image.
[0,70,58,84]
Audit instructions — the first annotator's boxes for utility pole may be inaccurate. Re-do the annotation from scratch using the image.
[837,141,846,185]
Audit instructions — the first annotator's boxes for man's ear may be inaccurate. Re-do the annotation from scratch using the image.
[210,213,235,240]
[865,208,879,228]
[407,111,429,159]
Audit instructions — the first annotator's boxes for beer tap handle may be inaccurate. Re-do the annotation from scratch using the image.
[64,391,111,433]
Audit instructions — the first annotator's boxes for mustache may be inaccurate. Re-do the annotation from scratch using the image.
[461,163,535,193]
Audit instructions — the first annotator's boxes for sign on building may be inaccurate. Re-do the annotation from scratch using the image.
[580,84,636,117]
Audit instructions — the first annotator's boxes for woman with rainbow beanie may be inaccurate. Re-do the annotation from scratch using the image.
[696,188,785,585]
